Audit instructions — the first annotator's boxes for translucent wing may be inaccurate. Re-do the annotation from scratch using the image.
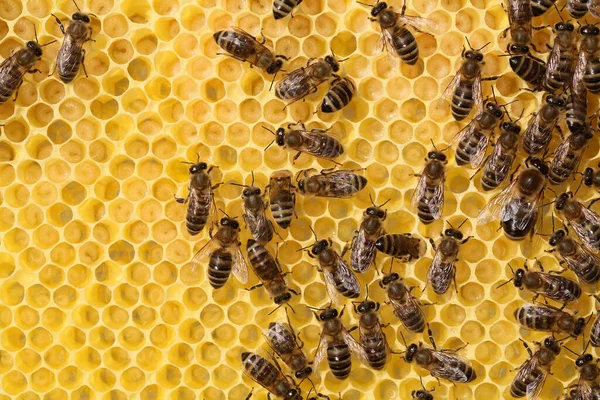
[315,171,366,198]
[544,41,563,84]
[484,143,514,187]
[470,133,490,168]
[427,250,455,294]
[322,255,361,305]
[322,267,343,306]
[562,242,600,280]
[477,178,518,225]
[189,235,222,273]
[275,66,312,100]
[397,14,438,33]
[511,353,544,399]
[589,0,600,18]
[312,332,328,372]
[265,322,294,358]
[390,291,425,330]
[231,245,249,284]
[350,226,379,273]
[472,72,484,117]
[570,206,600,253]
[410,166,444,220]
[452,119,490,168]
[441,71,462,104]
[430,350,474,383]
[525,364,548,400]
[230,26,261,44]
[572,51,588,95]
[549,139,574,174]
[576,377,593,400]
[343,326,368,362]
[450,119,478,147]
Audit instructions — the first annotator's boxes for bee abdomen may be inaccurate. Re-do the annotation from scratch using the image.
[375,234,426,260]
[363,339,387,369]
[511,370,542,397]
[272,0,302,19]
[208,248,233,289]
[270,201,294,229]
[566,94,587,134]
[585,60,600,93]
[456,130,486,166]
[567,0,588,18]
[577,260,600,284]
[398,309,426,333]
[417,185,438,224]
[451,81,475,121]
[548,155,578,184]
[241,352,279,385]
[332,271,360,298]
[531,0,556,16]
[523,127,551,155]
[509,55,545,85]
[247,240,278,280]
[321,78,355,113]
[390,27,418,65]
[327,343,352,379]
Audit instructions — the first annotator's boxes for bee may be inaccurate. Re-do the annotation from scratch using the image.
[233,174,274,245]
[51,0,93,83]
[478,157,548,241]
[411,148,447,224]
[521,94,565,156]
[275,55,340,107]
[567,0,589,19]
[190,217,248,289]
[265,313,312,380]
[573,24,600,94]
[480,118,521,191]
[214,28,286,80]
[308,237,361,304]
[514,303,586,337]
[403,326,477,383]
[320,77,356,113]
[375,233,427,261]
[366,0,437,66]
[240,352,302,400]
[246,239,297,306]
[268,170,296,230]
[350,198,389,273]
[351,292,392,370]
[442,38,495,121]
[571,350,600,399]
[584,164,600,191]
[531,0,557,16]
[543,21,577,93]
[510,337,561,399]
[555,192,600,253]
[312,306,366,380]
[497,261,582,303]
[427,220,472,295]
[565,89,588,135]
[175,161,219,236]
[547,228,600,285]
[379,271,426,333]
[590,296,600,346]
[0,26,50,104]
[296,168,367,198]
[453,99,504,168]
[263,122,344,163]
[272,0,302,20]
[548,131,591,185]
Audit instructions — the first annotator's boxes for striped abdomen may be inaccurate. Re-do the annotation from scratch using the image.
[567,0,588,18]
[362,334,387,369]
[584,59,600,93]
[327,266,360,298]
[523,121,552,155]
[456,129,487,166]
[390,26,418,65]
[327,342,352,379]
[0,60,27,104]
[56,29,85,83]
[578,218,600,251]
[481,155,514,191]
[544,53,574,92]
[375,234,424,259]
[247,240,279,281]
[514,306,558,331]
[417,184,439,224]
[321,78,355,113]
[509,55,545,85]
[214,30,255,61]
[397,306,426,333]
[566,94,587,134]
[451,77,476,121]
[208,248,233,289]
[186,187,212,235]
[570,253,600,284]
[300,133,344,159]
[502,200,537,240]
[270,197,294,229]
[272,0,302,19]
[510,366,544,398]
[548,149,581,184]
[430,263,454,294]
[531,0,556,16]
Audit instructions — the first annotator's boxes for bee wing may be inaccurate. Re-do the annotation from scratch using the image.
[576,378,593,400]
[231,245,249,284]
[544,42,563,82]
[322,267,343,306]
[450,119,478,147]
[477,178,518,225]
[570,206,600,253]
[396,14,438,33]
[550,139,572,170]
[573,51,588,95]
[276,67,311,97]
[525,364,548,400]
[510,353,544,398]
[589,0,600,18]
[472,71,484,117]
[391,292,424,323]
[230,26,260,43]
[430,350,474,383]
[189,236,222,272]
[264,322,292,358]
[427,249,455,292]
[440,71,462,105]
[470,133,490,169]
[312,332,328,373]
[350,227,378,273]
[410,169,445,220]
[343,326,369,362]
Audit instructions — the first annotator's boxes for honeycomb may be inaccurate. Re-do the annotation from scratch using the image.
[1,0,600,399]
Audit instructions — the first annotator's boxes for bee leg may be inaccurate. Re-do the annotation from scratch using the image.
[51,13,66,35]
[347,325,358,333]
[259,28,266,44]
[47,63,56,77]
[482,75,500,81]
[81,49,89,78]
[245,283,264,291]
[588,197,600,209]
[174,195,189,204]
[469,166,483,180]
[556,124,564,140]
[427,324,437,350]
[28,69,41,74]
[460,236,473,245]
[12,80,24,102]
[341,243,350,257]
[428,238,437,252]
[244,387,254,400]
[292,152,302,164]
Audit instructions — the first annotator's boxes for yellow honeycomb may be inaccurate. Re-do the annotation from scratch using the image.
[1,0,600,399]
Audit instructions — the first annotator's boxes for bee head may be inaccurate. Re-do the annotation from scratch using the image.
[26,41,43,57]
[508,43,529,54]
[319,307,338,320]
[584,167,595,187]
[549,229,566,246]
[444,228,463,240]
[220,217,239,229]
[513,268,525,287]
[404,343,418,362]
[285,389,299,399]
[189,162,207,174]
[543,337,561,354]
[267,59,284,74]
[547,94,566,108]
[555,192,571,211]
[73,12,91,23]
[575,317,586,336]
[485,101,503,119]
[427,151,446,162]
[311,239,329,255]
[295,367,312,379]
[357,300,377,313]
[500,121,521,135]
[576,353,594,367]
[580,24,600,36]
[464,49,483,62]
[324,55,340,72]
[528,157,549,176]
[371,2,388,16]
[381,272,400,286]
[242,186,261,197]
[366,206,385,219]
[274,292,292,305]
[275,128,286,146]
[571,132,591,150]
[555,21,574,32]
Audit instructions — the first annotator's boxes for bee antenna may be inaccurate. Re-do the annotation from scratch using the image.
[465,35,473,50]
[515,108,524,123]
[419,376,426,391]
[229,182,248,188]
[41,40,57,47]
[429,138,437,151]
[495,278,514,289]
[218,208,230,218]
[264,139,275,152]
[365,284,370,301]
[369,193,376,207]
[563,346,581,357]
[399,330,408,348]
[262,125,276,135]
[574,174,584,196]
[251,171,255,187]
[308,224,318,242]
[491,86,498,103]
[72,0,83,12]
[446,219,454,229]
[457,217,468,230]
[553,3,563,20]
[508,262,516,275]
[32,22,39,44]
[356,1,373,6]
[477,41,491,51]
[296,243,315,252]
[269,304,284,315]
[285,303,296,314]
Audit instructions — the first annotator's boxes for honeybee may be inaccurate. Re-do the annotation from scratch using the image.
[411,148,447,224]
[479,118,521,191]
[510,337,561,399]
[51,0,93,83]
[497,261,582,303]
[272,0,302,20]
[571,351,600,399]
[189,217,248,289]
[547,228,600,285]
[241,352,302,400]
[380,271,426,333]
[543,21,577,93]
[175,161,219,236]
[265,313,312,380]
[514,303,586,337]
[567,0,589,19]
[246,239,297,306]
[214,28,286,80]
[573,24,600,94]
[263,122,344,163]
[375,233,427,261]
[522,94,566,156]
[427,221,472,295]
[366,0,437,65]
[403,326,477,383]
[312,306,367,380]
[320,77,356,113]
[233,175,274,245]
[478,157,548,241]
[442,39,495,121]
[412,384,434,400]
[309,237,361,304]
[268,170,296,230]
[555,192,600,253]
[0,26,50,104]
[350,198,389,273]
[548,131,591,185]
[296,168,367,198]
[351,293,392,370]
[584,164,600,191]
[275,55,341,107]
